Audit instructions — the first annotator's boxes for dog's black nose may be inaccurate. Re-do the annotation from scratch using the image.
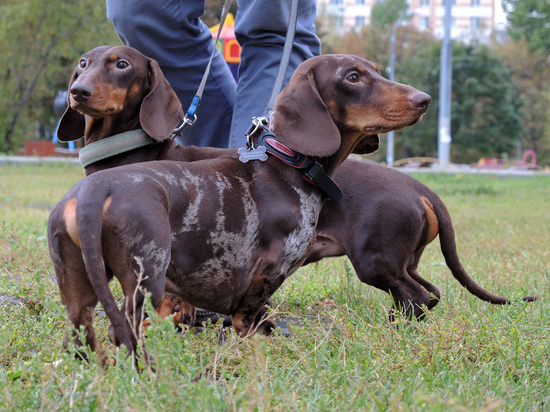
[410,92,431,109]
[70,82,94,103]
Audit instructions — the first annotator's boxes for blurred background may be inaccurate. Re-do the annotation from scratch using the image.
[0,0,548,167]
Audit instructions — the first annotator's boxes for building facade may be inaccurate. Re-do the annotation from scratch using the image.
[317,0,497,41]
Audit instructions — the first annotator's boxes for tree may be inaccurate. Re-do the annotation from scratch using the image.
[395,42,524,163]
[0,0,120,153]
[203,0,239,27]
[503,0,550,52]
[370,0,409,30]
[496,39,550,166]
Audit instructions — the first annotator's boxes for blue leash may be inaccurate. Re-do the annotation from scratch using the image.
[172,0,233,137]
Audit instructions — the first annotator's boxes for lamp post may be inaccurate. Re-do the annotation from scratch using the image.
[438,0,453,166]
[386,22,399,167]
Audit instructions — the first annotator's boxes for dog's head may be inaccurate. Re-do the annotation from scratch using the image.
[57,45,183,142]
[270,54,430,159]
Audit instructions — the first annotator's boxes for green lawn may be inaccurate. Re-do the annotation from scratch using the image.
[1,162,549,410]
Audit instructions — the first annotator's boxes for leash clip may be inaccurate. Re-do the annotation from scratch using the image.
[245,117,269,149]
[240,117,270,163]
[171,114,198,138]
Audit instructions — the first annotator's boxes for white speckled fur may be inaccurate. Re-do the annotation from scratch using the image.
[192,175,259,279]
[175,168,205,235]
[281,188,321,275]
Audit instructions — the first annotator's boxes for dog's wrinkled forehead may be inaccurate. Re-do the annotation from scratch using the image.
[77,46,149,71]
[295,54,379,77]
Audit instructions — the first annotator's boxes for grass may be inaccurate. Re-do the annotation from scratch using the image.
[1,161,549,411]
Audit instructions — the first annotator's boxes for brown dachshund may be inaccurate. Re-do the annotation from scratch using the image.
[56,45,225,175]
[305,159,537,320]
[48,48,430,358]
[164,159,539,326]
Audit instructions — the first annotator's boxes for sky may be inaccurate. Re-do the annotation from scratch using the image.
[495,0,507,24]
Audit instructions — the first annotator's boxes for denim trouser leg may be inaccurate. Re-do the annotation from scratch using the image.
[107,0,236,148]
[106,0,320,149]
[228,0,321,148]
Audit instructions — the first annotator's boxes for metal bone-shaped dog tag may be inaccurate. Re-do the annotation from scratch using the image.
[238,146,268,163]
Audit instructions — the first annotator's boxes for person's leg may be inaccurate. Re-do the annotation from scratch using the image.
[107,0,236,148]
[228,0,321,148]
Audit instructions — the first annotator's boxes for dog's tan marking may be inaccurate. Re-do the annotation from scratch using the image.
[109,53,118,62]
[421,196,439,244]
[63,198,81,249]
[129,83,141,99]
[107,87,128,112]
[102,196,113,218]
[63,196,112,249]
[231,312,246,335]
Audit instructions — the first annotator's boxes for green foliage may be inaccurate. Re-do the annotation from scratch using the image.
[387,38,523,163]
[0,0,120,153]
[203,0,239,27]
[503,0,550,52]
[1,163,550,409]
[370,0,409,30]
[447,43,523,163]
[496,39,550,167]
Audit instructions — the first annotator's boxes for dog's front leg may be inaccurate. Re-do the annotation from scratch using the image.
[231,257,283,337]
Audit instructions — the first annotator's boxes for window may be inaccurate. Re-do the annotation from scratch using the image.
[420,0,430,7]
[356,0,365,5]
[332,15,344,29]
[471,0,480,6]
[355,15,365,29]
[471,16,481,28]
[419,16,430,30]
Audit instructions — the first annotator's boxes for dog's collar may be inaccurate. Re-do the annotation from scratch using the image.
[79,129,155,168]
[244,119,343,203]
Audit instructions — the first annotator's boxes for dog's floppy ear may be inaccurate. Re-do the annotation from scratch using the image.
[140,59,184,141]
[272,70,340,158]
[353,134,380,154]
[56,69,86,142]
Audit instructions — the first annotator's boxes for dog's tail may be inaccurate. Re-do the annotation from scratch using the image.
[76,183,137,354]
[429,191,537,304]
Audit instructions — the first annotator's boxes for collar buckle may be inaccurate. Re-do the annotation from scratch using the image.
[244,123,343,203]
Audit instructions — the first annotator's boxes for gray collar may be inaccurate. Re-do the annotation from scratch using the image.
[79,129,154,168]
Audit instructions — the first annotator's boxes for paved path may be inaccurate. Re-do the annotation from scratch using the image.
[1,155,548,177]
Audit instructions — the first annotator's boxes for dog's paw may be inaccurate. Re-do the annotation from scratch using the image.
[256,317,276,336]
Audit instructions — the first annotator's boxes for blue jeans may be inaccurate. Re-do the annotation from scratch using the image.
[107,0,320,148]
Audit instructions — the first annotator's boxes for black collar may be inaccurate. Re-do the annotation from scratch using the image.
[245,120,343,203]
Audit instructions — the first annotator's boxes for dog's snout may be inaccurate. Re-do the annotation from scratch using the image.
[410,92,431,109]
[70,82,94,103]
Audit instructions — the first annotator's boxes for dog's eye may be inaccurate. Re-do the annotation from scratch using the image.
[347,73,359,83]
[117,61,129,69]
[79,59,87,69]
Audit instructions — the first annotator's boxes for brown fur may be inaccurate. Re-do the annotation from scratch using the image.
[48,47,430,358]
[141,293,195,332]
[305,160,537,320]
[166,160,538,324]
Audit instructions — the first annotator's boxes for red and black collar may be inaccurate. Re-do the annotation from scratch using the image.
[243,118,343,203]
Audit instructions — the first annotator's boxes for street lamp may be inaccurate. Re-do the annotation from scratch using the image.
[438,0,453,167]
